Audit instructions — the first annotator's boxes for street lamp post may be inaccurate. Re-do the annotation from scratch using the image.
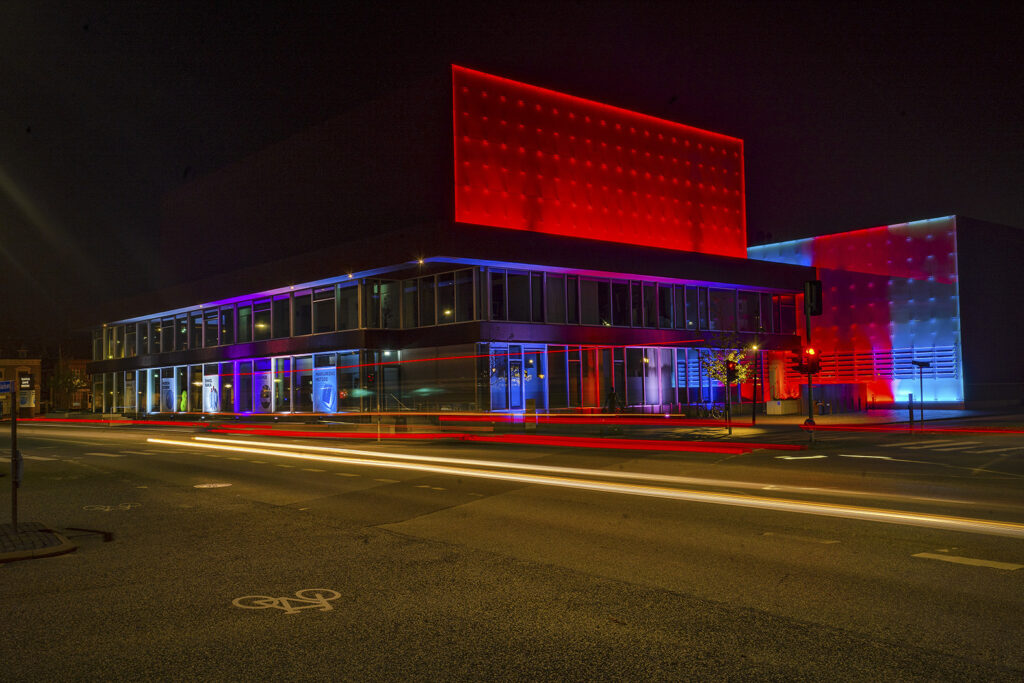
[750,344,759,426]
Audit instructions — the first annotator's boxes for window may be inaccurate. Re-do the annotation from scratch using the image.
[176,315,188,351]
[114,325,125,358]
[673,287,686,329]
[149,320,161,354]
[531,273,544,322]
[546,274,566,324]
[253,300,271,341]
[237,304,252,343]
[631,282,643,327]
[220,306,235,345]
[507,271,530,321]
[566,276,579,324]
[293,290,312,336]
[380,281,399,329]
[204,309,218,347]
[190,312,203,349]
[612,281,630,326]
[581,280,599,326]
[760,293,774,333]
[709,289,736,331]
[456,269,474,322]
[272,296,290,338]
[775,294,797,334]
[490,271,505,320]
[685,288,698,330]
[125,325,137,357]
[416,276,434,326]
[338,285,358,330]
[737,291,760,332]
[161,317,175,352]
[658,285,672,328]
[643,284,657,328]
[697,288,709,329]
[313,287,335,333]
[402,280,418,328]
[437,273,455,323]
[92,329,103,361]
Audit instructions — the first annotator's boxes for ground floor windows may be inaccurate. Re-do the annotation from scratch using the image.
[91,343,783,415]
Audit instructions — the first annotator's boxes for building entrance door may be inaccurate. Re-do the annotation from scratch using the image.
[508,360,523,410]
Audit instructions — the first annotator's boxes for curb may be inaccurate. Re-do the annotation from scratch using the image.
[0,529,77,564]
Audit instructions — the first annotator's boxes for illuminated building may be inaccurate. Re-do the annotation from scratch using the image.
[749,215,1024,406]
[86,67,1019,415]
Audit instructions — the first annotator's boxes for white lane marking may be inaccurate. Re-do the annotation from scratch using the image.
[302,468,326,472]
[901,441,979,450]
[838,454,893,460]
[83,452,125,458]
[335,472,359,477]
[249,460,267,464]
[972,447,1023,454]
[930,443,984,451]
[121,450,153,455]
[912,552,1023,571]
[374,478,399,483]
[414,484,431,489]
[194,483,232,489]
[762,531,839,545]
[468,493,485,497]
[430,486,446,491]
[24,455,59,461]
[276,464,295,468]
[880,439,957,447]
[775,455,827,460]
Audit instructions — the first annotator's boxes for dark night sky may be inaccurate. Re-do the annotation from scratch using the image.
[1,1,1022,343]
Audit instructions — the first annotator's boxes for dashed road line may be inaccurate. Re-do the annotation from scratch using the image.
[227,457,245,461]
[121,450,154,455]
[901,441,977,450]
[775,455,827,460]
[973,447,1023,454]
[929,442,983,451]
[302,468,326,472]
[335,472,359,477]
[249,460,267,464]
[83,452,125,458]
[374,478,399,483]
[879,439,956,447]
[838,454,892,460]
[912,552,1022,571]
[762,531,839,545]
[414,484,431,489]
[24,455,58,461]
[276,464,295,468]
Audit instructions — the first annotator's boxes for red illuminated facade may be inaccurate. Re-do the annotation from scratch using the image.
[453,66,747,258]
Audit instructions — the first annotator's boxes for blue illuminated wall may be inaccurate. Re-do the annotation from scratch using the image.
[748,216,964,404]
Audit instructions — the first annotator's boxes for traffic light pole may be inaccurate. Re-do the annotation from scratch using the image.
[804,306,815,444]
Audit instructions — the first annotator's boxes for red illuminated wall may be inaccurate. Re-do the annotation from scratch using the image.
[452,65,746,258]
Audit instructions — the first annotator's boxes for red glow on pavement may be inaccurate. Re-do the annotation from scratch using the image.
[802,424,1024,434]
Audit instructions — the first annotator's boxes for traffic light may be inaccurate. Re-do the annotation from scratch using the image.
[725,359,737,384]
[803,347,821,374]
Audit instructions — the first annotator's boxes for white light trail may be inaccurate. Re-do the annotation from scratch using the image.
[146,437,1024,539]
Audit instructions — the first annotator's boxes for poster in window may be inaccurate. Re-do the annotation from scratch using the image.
[203,374,220,413]
[313,367,337,413]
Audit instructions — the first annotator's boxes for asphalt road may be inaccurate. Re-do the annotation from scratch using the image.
[1,424,1022,680]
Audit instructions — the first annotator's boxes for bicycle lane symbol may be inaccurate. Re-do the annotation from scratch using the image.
[232,589,341,615]
[83,503,142,512]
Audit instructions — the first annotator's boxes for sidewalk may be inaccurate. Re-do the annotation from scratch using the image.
[0,522,76,564]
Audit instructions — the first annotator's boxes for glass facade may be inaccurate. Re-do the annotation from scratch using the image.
[91,261,798,415]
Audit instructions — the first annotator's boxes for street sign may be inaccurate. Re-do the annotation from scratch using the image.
[0,380,12,393]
